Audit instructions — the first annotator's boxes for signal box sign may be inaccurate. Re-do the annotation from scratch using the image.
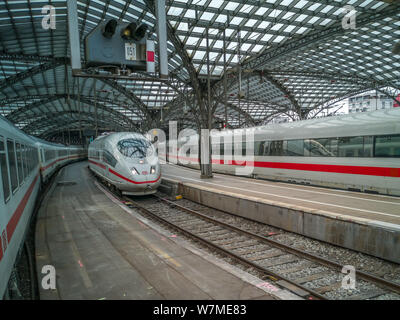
[125,43,137,61]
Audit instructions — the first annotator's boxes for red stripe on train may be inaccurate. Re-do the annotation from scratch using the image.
[89,159,106,169]
[108,168,161,184]
[5,174,39,246]
[41,155,82,172]
[166,154,400,178]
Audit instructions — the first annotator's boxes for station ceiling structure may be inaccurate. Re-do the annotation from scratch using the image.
[0,0,399,142]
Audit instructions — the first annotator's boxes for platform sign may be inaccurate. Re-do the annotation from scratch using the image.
[125,42,137,61]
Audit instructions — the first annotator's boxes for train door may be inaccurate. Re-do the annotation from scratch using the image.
[40,149,45,165]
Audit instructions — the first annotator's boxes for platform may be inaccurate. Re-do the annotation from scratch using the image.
[35,161,295,300]
[161,163,400,264]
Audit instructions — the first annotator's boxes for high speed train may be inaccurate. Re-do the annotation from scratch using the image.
[0,115,86,299]
[88,132,161,195]
[164,108,400,196]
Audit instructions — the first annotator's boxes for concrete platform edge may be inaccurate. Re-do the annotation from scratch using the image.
[162,178,400,265]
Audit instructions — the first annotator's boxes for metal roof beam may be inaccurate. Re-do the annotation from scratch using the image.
[0,57,68,91]
[99,78,150,119]
[23,111,131,134]
[38,119,121,139]
[0,51,61,63]
[243,5,399,70]
[6,93,138,126]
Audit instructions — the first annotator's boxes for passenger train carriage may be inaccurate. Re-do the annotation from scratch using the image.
[88,132,161,196]
[0,115,86,299]
[165,108,400,196]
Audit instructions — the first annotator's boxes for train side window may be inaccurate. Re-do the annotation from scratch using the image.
[30,147,34,172]
[269,141,284,156]
[0,137,10,202]
[329,138,338,156]
[32,147,35,171]
[338,136,363,157]
[287,140,304,156]
[309,139,334,157]
[374,135,400,157]
[16,143,24,185]
[103,150,117,168]
[35,147,39,166]
[23,145,29,177]
[21,144,27,179]
[262,141,270,156]
[219,143,224,156]
[254,141,264,156]
[7,140,18,193]
[282,141,288,156]
[363,136,373,157]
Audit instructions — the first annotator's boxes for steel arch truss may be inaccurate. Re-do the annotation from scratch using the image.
[1,0,399,138]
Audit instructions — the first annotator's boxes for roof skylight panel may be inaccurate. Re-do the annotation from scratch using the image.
[307,16,319,24]
[178,22,189,31]
[230,17,243,25]
[186,36,199,45]
[271,23,284,31]
[281,0,295,7]
[319,18,333,26]
[255,7,268,16]
[295,26,308,34]
[245,19,258,28]
[251,44,264,52]
[272,36,285,43]
[240,43,251,51]
[295,14,308,22]
[240,4,253,14]
[224,2,239,11]
[215,14,227,23]
[184,9,196,19]
[320,5,334,14]
[213,40,223,48]
[284,25,296,33]
[168,7,183,16]
[193,26,205,33]
[294,0,309,9]
[193,50,206,60]
[258,21,270,29]
[200,11,215,21]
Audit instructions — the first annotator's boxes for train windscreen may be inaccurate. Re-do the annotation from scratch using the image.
[117,138,154,158]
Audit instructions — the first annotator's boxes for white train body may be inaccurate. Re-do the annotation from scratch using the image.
[0,116,86,298]
[88,132,161,195]
[165,109,400,196]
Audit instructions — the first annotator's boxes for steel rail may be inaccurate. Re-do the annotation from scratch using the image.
[122,195,327,300]
[155,195,400,296]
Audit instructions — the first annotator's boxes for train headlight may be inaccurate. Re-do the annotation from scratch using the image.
[131,167,139,175]
[150,166,156,174]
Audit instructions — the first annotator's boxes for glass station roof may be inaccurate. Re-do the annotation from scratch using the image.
[0,0,399,140]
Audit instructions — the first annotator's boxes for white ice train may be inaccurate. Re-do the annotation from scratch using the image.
[165,108,400,196]
[0,115,86,298]
[88,132,161,195]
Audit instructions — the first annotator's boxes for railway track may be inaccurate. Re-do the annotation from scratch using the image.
[122,194,400,301]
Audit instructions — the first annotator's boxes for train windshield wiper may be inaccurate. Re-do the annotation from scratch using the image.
[117,138,153,158]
